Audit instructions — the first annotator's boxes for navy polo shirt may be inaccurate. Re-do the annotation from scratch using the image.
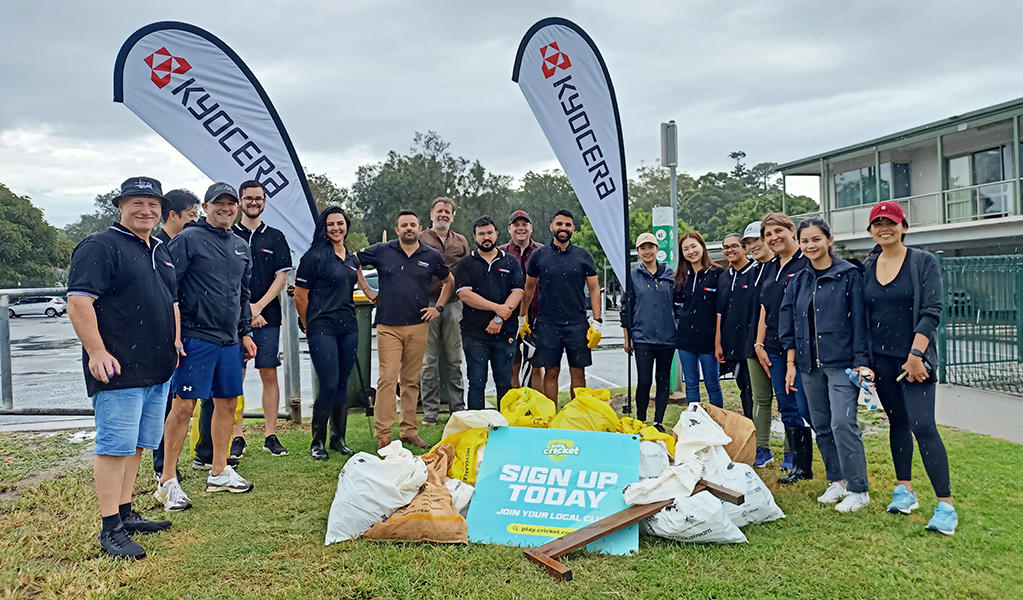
[67,223,178,397]
[526,241,597,324]
[295,247,360,336]
[759,250,808,356]
[232,222,292,327]
[454,249,524,339]
[357,240,449,326]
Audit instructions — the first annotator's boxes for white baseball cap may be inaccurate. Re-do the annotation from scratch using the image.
[741,221,762,241]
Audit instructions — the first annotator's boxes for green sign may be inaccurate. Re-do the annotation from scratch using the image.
[652,206,675,266]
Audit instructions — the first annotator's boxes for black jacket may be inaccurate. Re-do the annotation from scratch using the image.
[863,246,943,369]
[779,259,870,373]
[716,261,760,361]
[168,219,253,346]
[621,263,676,347]
[674,266,722,354]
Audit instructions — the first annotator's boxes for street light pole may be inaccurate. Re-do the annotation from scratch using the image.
[661,121,679,267]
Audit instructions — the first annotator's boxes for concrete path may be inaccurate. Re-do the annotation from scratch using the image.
[936,384,1023,443]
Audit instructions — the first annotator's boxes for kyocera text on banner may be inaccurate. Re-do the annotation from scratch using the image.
[513,17,630,287]
[114,21,317,253]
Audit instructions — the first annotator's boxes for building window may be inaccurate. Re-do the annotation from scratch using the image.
[944,145,1014,220]
[834,162,911,209]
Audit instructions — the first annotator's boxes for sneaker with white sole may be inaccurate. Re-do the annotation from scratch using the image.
[229,436,246,460]
[263,434,288,456]
[817,482,849,504]
[154,479,193,512]
[205,465,253,493]
[926,501,958,536]
[886,484,919,514]
[835,491,870,513]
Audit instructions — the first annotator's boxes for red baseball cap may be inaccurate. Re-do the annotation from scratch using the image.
[868,201,907,228]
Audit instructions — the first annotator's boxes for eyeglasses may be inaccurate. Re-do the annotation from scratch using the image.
[241,196,265,202]
[722,243,742,250]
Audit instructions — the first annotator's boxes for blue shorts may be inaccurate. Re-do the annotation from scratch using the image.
[92,381,170,455]
[534,319,592,369]
[172,337,244,400]
[244,326,281,369]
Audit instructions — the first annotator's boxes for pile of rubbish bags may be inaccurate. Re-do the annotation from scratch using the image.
[324,388,783,547]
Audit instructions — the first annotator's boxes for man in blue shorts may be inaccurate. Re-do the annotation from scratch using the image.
[67,176,178,559]
[520,210,603,401]
[156,182,257,511]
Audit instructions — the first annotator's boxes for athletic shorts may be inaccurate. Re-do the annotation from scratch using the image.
[92,381,170,455]
[172,337,243,400]
[534,319,591,369]
[244,326,281,369]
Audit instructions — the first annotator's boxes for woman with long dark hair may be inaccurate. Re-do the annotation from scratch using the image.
[754,211,813,484]
[779,217,871,512]
[674,231,723,407]
[294,207,375,460]
[862,201,956,535]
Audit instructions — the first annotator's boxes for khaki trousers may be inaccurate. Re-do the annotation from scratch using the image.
[375,323,429,441]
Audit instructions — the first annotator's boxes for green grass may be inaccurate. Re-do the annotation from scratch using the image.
[2,385,1022,599]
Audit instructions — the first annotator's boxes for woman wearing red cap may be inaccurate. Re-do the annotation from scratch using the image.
[862,201,956,535]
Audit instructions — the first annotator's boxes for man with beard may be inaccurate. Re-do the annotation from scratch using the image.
[419,197,469,423]
[499,210,543,389]
[520,210,602,401]
[358,210,454,448]
[454,216,524,410]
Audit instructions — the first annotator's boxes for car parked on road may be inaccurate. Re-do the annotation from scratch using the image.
[8,296,66,318]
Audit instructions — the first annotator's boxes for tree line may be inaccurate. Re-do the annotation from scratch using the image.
[1,131,817,288]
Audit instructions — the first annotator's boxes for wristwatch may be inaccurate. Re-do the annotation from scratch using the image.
[435,304,445,313]
[493,316,504,324]
[909,348,925,358]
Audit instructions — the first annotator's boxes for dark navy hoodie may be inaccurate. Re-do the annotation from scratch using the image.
[168,219,253,346]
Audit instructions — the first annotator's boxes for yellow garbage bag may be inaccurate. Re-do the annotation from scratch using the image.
[433,428,489,485]
[499,387,556,428]
[549,388,620,432]
[617,416,676,457]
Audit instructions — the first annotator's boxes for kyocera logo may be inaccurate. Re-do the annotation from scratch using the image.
[540,42,571,79]
[144,47,191,89]
[549,74,618,200]
[543,440,580,462]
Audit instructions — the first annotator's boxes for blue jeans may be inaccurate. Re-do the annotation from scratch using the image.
[677,349,723,407]
[463,335,516,410]
[768,353,811,429]
[308,332,359,421]
[92,381,170,455]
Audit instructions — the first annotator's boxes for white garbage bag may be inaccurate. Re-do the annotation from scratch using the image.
[324,450,428,545]
[624,457,702,505]
[673,403,732,454]
[442,410,509,439]
[693,445,733,479]
[704,462,785,528]
[641,491,748,545]
[639,440,671,479]
[445,477,475,517]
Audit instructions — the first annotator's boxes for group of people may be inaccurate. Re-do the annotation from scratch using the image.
[621,201,956,535]
[69,176,609,559]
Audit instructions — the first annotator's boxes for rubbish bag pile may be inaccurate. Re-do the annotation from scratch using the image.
[325,389,782,547]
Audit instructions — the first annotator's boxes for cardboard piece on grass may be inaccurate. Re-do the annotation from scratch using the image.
[700,403,757,466]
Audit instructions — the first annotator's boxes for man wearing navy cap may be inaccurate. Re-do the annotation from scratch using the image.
[156,182,257,512]
[67,176,178,559]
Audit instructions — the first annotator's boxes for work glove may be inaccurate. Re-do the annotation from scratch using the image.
[586,318,602,349]
[517,316,531,338]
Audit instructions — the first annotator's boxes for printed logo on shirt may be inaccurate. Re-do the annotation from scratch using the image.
[498,268,510,273]
[162,260,175,268]
[704,287,716,292]
[235,250,247,255]
[259,248,274,254]
[416,260,430,268]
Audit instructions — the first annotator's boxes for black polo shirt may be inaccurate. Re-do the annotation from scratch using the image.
[357,240,449,326]
[295,247,360,336]
[67,223,178,397]
[716,261,759,361]
[759,250,808,356]
[526,241,597,324]
[454,249,524,339]
[232,222,292,327]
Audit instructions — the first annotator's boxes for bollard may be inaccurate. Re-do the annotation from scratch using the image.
[280,272,302,423]
[1,295,12,409]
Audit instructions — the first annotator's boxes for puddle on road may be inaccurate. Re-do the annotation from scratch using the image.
[11,337,81,352]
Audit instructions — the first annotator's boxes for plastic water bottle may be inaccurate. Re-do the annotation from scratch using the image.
[846,368,880,411]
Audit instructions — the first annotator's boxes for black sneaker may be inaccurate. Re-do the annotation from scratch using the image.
[192,457,239,470]
[98,526,146,560]
[230,436,246,459]
[263,434,288,456]
[122,509,172,535]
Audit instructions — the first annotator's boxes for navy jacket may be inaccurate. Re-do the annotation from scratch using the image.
[168,219,253,346]
[674,266,722,354]
[716,261,760,361]
[621,263,676,347]
[778,258,870,373]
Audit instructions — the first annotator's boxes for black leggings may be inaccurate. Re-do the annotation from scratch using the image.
[874,354,951,497]
[308,332,359,421]
[634,343,674,424]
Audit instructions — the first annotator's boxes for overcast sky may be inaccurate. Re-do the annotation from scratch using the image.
[2,0,1021,226]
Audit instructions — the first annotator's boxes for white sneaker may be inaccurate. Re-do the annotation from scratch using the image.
[155,479,193,512]
[817,482,849,504]
[205,465,253,494]
[835,491,870,513]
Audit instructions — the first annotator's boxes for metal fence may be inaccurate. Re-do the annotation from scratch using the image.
[937,253,1023,396]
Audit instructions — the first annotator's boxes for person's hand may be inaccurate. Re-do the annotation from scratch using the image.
[854,366,875,382]
[784,363,797,394]
[252,314,267,328]
[714,343,725,364]
[623,338,633,355]
[755,344,771,373]
[494,303,514,320]
[242,336,257,360]
[485,319,502,335]
[902,354,930,382]
[88,348,121,383]
[517,316,531,338]
[421,306,440,321]
[174,339,186,368]
[586,318,602,349]
[286,284,296,298]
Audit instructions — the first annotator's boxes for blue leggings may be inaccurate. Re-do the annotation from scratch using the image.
[308,332,359,421]
[677,349,723,407]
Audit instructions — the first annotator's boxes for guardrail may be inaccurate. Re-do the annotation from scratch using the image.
[0,288,67,409]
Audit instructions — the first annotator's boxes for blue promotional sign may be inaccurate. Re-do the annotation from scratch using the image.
[467,426,640,555]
